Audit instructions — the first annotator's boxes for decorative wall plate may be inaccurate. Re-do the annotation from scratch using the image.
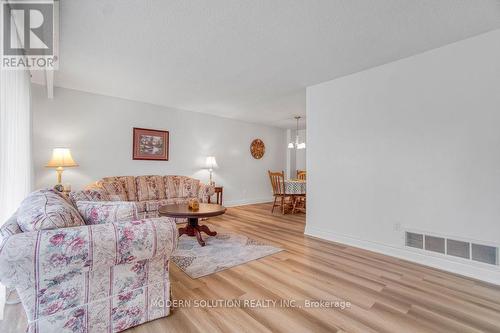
[250,139,265,159]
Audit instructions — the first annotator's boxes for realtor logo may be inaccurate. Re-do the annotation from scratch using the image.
[1,1,56,70]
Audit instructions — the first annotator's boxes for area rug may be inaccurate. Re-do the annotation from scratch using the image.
[172,226,283,278]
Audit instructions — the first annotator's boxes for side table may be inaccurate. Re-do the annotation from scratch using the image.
[208,186,223,205]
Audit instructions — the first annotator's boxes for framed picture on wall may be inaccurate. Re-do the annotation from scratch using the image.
[133,127,169,160]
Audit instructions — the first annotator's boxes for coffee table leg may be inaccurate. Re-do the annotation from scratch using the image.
[188,217,198,228]
[178,226,188,237]
[199,224,217,236]
[194,228,205,246]
[192,217,207,246]
[178,217,217,247]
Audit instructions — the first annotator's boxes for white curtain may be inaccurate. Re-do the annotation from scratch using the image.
[0,65,33,320]
[0,69,33,221]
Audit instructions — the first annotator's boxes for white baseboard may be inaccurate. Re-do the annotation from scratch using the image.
[224,197,273,208]
[304,225,500,285]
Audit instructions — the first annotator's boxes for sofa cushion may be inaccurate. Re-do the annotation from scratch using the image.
[102,176,137,201]
[138,211,160,219]
[69,189,109,206]
[17,189,85,232]
[164,176,200,198]
[76,201,138,225]
[136,175,166,201]
[144,199,170,212]
[101,180,128,201]
[181,178,200,198]
[164,176,183,198]
[135,200,147,213]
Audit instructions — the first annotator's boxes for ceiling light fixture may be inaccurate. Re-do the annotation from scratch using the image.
[288,116,306,150]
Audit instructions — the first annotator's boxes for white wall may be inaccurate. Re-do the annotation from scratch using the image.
[306,29,500,284]
[32,86,286,206]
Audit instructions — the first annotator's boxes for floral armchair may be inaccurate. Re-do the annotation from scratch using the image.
[0,189,178,332]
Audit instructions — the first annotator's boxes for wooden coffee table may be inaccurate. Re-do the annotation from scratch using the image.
[158,203,226,246]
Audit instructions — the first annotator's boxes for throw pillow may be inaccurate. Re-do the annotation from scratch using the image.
[76,201,138,225]
[69,189,110,206]
[17,189,86,232]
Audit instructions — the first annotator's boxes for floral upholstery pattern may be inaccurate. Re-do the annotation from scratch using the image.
[101,181,129,201]
[180,178,200,198]
[144,199,170,213]
[136,176,166,201]
[93,175,214,218]
[163,176,200,199]
[198,183,216,203]
[138,211,159,219]
[163,176,183,199]
[102,176,138,202]
[0,176,211,332]
[16,189,85,232]
[69,189,109,206]
[135,201,147,213]
[0,216,178,333]
[0,212,22,251]
[76,201,139,225]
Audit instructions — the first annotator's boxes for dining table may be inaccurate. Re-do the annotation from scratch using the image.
[283,179,306,214]
[284,179,306,195]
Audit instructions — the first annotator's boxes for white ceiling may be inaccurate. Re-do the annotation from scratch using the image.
[37,0,500,128]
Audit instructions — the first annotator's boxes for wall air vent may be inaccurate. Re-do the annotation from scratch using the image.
[447,239,470,259]
[405,232,423,249]
[405,231,499,266]
[471,243,498,265]
[425,235,445,254]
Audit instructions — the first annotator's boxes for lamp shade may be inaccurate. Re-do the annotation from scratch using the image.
[205,156,218,169]
[46,148,78,168]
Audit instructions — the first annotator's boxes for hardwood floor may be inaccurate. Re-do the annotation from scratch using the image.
[2,203,500,332]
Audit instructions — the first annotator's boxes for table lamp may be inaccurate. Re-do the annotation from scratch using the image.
[46,148,78,184]
[205,156,218,185]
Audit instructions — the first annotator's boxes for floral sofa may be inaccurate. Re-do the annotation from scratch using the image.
[72,175,215,219]
[0,187,179,333]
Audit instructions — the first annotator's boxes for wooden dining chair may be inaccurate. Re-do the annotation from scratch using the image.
[294,170,306,213]
[268,170,290,214]
[292,191,306,214]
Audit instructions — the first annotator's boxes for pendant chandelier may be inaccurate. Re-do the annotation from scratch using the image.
[288,116,306,150]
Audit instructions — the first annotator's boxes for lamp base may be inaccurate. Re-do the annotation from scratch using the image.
[209,170,215,186]
[56,167,64,184]
[53,184,64,192]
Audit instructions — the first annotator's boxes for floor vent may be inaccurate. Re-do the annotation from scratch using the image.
[405,231,499,266]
